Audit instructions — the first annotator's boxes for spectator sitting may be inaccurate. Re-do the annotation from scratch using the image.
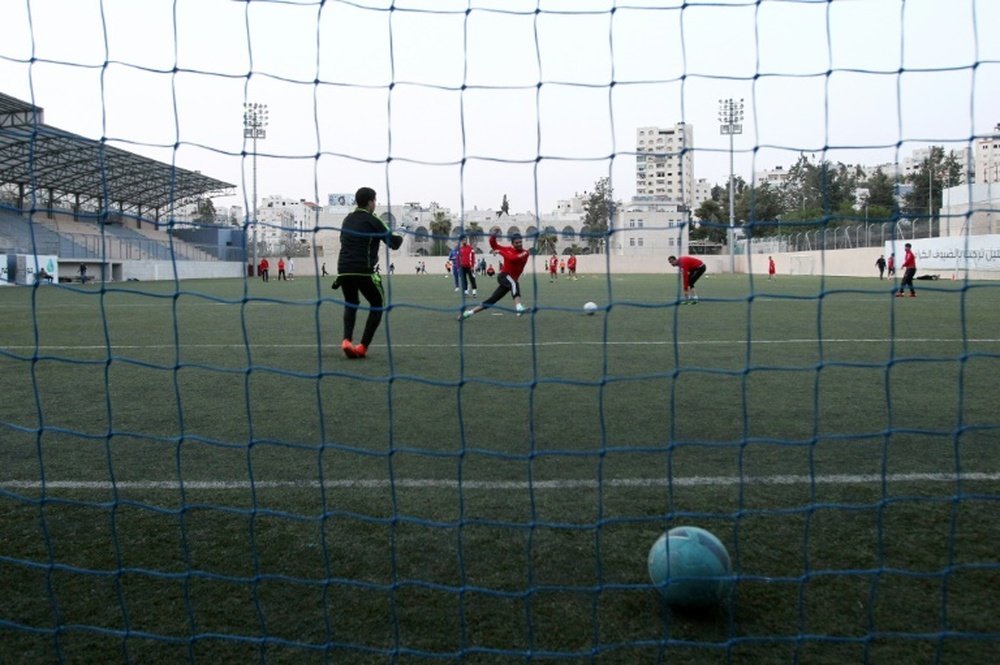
[36,268,54,284]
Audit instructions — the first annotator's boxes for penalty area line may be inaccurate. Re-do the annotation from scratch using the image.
[2,472,998,492]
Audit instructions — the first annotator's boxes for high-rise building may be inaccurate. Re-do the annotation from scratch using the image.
[613,124,696,256]
[635,124,695,208]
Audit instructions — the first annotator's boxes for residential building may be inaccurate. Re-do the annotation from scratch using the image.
[903,146,973,183]
[635,124,695,206]
[975,124,1000,184]
[623,123,696,256]
[256,195,319,254]
[754,165,791,188]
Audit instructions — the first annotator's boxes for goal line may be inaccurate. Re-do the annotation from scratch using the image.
[3,472,997,492]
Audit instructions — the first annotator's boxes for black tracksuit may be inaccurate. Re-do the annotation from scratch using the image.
[336,208,402,347]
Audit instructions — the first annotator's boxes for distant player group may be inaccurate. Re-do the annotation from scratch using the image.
[254,256,295,282]
[877,243,918,297]
[328,187,921,359]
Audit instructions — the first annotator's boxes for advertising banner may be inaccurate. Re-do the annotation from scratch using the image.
[328,193,353,210]
[884,236,1000,273]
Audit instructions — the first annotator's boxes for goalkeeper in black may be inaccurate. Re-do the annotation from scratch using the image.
[334,187,403,359]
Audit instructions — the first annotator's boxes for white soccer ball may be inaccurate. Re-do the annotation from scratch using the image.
[583,301,598,315]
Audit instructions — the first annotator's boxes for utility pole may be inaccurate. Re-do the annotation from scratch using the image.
[719,98,744,273]
[243,102,268,275]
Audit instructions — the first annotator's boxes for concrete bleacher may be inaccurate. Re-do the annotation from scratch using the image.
[0,207,217,263]
[61,218,215,261]
[0,208,93,258]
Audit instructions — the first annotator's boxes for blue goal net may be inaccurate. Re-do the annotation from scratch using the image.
[2,1,1000,662]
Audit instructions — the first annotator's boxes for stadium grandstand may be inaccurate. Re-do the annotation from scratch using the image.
[0,91,237,283]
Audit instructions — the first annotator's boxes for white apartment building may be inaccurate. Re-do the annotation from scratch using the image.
[975,124,1000,184]
[256,195,319,253]
[902,146,973,183]
[754,165,791,188]
[620,124,697,256]
[692,178,713,209]
[613,205,688,256]
[635,124,695,206]
[857,162,901,181]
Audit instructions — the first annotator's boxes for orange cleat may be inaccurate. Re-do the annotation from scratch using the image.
[352,344,367,359]
[341,339,358,359]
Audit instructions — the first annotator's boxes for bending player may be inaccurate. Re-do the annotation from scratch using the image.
[668,254,706,304]
[458,232,530,320]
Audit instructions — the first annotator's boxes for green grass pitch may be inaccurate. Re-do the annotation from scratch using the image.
[1,270,999,663]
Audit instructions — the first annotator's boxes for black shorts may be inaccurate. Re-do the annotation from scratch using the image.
[496,272,519,298]
[481,272,520,306]
[689,264,706,287]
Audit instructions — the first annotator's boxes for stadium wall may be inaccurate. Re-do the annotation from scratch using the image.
[361,250,876,279]
[121,259,244,281]
[79,242,1000,283]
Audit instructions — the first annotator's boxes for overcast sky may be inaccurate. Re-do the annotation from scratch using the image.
[2,0,999,217]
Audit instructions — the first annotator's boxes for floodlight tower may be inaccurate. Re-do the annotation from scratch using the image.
[243,102,268,274]
[719,98,744,273]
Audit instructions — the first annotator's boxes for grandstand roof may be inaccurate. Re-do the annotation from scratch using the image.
[0,92,234,212]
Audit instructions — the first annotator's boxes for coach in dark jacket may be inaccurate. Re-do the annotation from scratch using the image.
[334,187,403,359]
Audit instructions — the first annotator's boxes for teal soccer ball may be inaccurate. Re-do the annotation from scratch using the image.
[647,526,732,607]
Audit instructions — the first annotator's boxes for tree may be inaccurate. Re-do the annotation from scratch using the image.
[691,198,727,244]
[737,182,784,237]
[196,198,216,225]
[902,146,963,224]
[536,230,558,255]
[863,168,897,210]
[780,154,856,220]
[460,221,486,253]
[581,177,615,254]
[429,211,452,256]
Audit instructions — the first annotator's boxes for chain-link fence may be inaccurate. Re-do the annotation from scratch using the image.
[746,220,938,254]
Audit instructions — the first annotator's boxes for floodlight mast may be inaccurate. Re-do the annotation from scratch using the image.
[719,98,744,274]
[243,102,268,275]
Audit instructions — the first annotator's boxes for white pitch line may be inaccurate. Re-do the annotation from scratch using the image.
[3,338,1000,352]
[2,472,998,492]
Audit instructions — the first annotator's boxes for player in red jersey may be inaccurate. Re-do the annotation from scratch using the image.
[896,242,917,297]
[668,255,706,304]
[768,256,776,280]
[459,232,530,320]
[567,253,577,280]
[548,253,559,282]
[458,235,478,295]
